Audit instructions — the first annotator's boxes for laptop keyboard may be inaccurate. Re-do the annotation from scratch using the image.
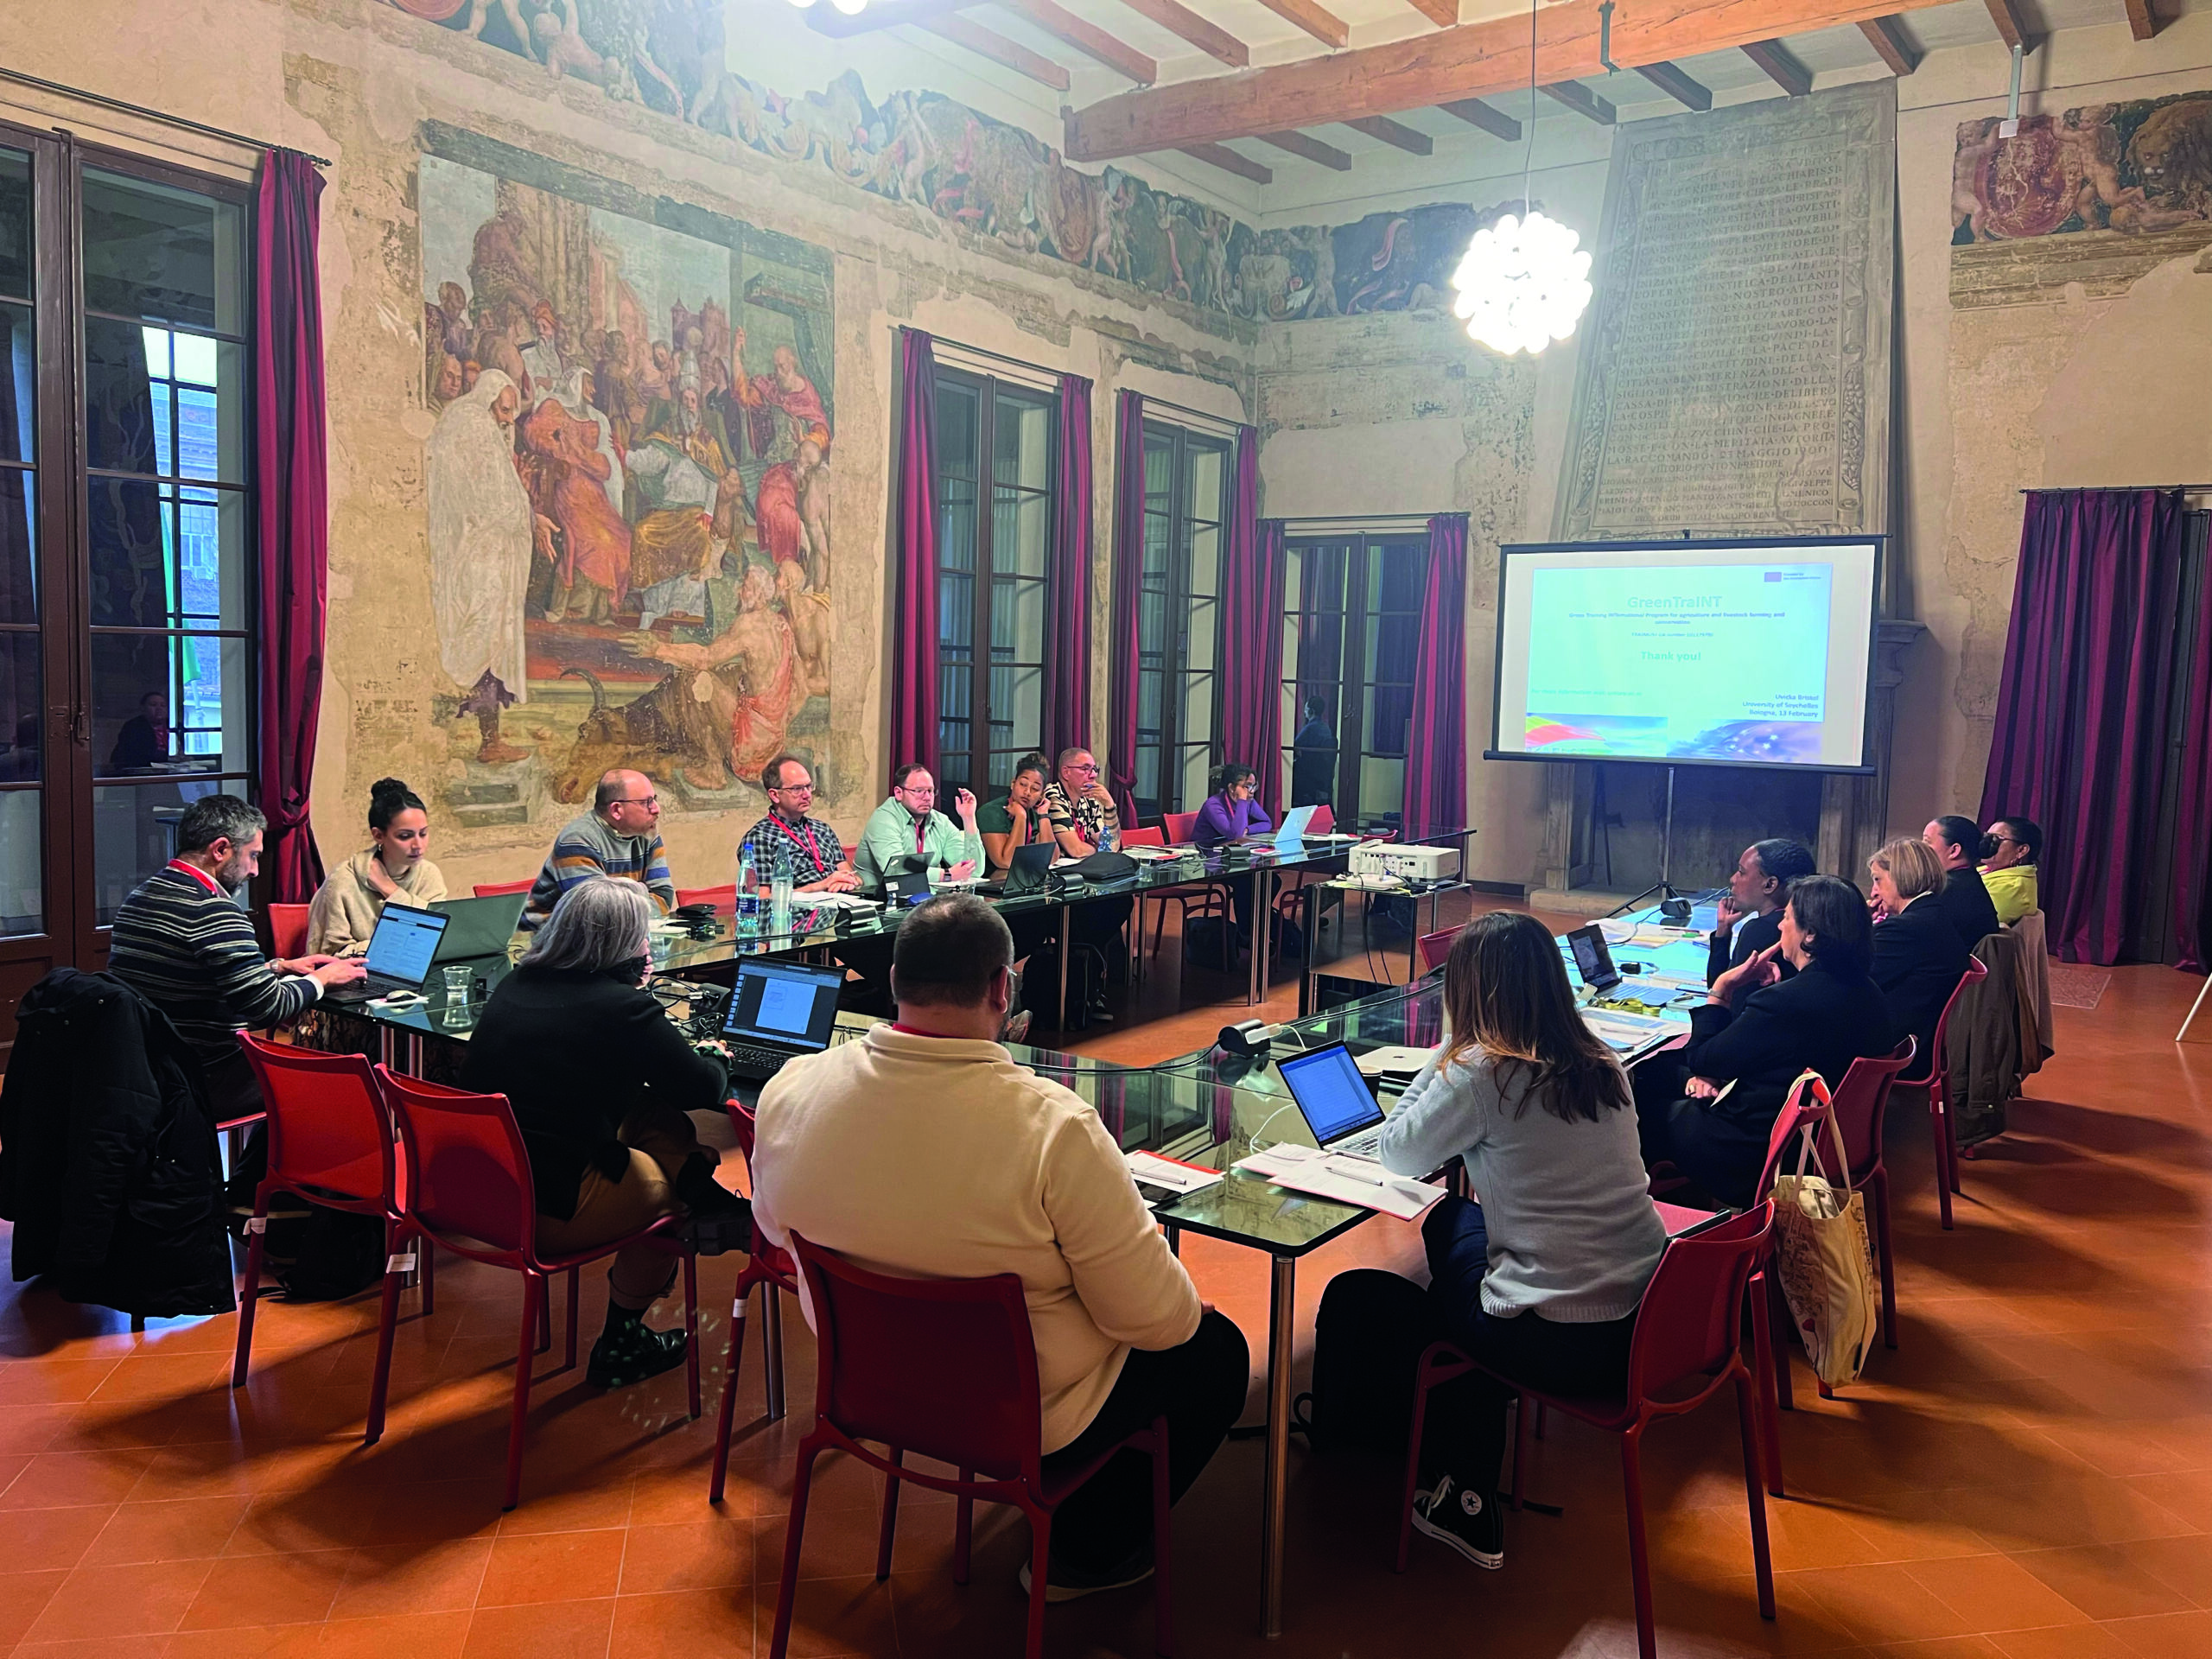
[724,1043,795,1076]
[1332,1124,1386,1160]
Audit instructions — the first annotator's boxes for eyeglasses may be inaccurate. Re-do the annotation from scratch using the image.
[1069,763,1100,774]
[772,781,815,794]
[612,796,658,808]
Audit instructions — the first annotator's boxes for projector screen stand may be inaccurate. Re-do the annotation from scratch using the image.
[1608,766,1688,918]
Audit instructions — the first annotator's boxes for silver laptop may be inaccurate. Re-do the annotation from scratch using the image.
[718,958,846,1081]
[1277,1041,1389,1160]
[321,905,450,1003]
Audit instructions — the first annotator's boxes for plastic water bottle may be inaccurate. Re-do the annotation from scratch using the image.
[736,837,760,936]
[1100,821,1119,855]
[769,840,794,934]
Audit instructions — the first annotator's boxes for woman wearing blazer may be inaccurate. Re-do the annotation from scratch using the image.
[1869,835,1972,1082]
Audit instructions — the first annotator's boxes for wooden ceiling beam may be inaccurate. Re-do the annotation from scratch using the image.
[921,13,1071,90]
[1982,0,2037,51]
[1251,0,1351,50]
[1857,16,1921,73]
[1343,114,1433,154]
[1116,0,1249,67]
[1179,143,1271,183]
[1065,0,1961,162]
[805,0,973,37]
[1404,0,1459,24]
[1541,80,1616,125]
[1256,130,1353,169]
[1635,60,1712,111]
[998,0,1156,82]
[1742,40,1813,96]
[2124,0,2163,40]
[1436,97,1521,141]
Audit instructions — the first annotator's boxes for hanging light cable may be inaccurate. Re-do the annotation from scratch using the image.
[1450,0,1594,357]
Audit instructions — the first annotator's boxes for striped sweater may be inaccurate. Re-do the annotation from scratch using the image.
[518,812,677,931]
[109,867,321,1068]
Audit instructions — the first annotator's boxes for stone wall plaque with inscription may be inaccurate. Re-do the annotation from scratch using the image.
[1552,82,1896,543]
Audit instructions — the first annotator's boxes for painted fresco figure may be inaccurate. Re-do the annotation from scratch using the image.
[625,390,728,628]
[624,562,798,788]
[428,369,538,765]
[520,395,631,623]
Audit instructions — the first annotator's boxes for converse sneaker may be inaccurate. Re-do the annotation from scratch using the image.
[1410,1473,1504,1569]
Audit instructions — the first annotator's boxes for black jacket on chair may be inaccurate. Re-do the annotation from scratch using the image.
[1935,866,2003,954]
[1872,896,1972,1081]
[0,969,236,1317]
[460,963,728,1222]
[1681,957,1903,1130]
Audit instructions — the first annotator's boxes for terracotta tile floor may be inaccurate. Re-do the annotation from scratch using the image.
[3,904,2210,1657]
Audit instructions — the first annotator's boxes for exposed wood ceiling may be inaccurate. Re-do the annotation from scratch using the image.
[810,0,2185,190]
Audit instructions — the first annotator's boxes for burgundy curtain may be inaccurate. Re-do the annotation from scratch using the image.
[1978,488,2188,965]
[1402,512,1468,836]
[1105,391,1145,823]
[253,150,329,902]
[2173,522,2212,973]
[1046,373,1093,759]
[888,329,939,774]
[1218,428,1284,817]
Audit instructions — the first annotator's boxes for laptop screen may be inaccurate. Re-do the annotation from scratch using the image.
[721,960,843,1052]
[1567,925,1618,989]
[1278,1043,1385,1146]
[365,906,448,986]
[1272,805,1318,849]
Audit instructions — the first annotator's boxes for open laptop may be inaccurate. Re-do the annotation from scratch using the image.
[430,891,527,963]
[1566,923,1622,993]
[718,957,846,1082]
[1277,1040,1390,1161]
[321,905,450,1003]
[988,841,1054,898]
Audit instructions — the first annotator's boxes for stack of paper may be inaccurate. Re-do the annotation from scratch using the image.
[1233,1145,1445,1220]
[1126,1151,1224,1200]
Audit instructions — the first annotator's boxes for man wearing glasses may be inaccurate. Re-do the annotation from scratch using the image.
[743,753,862,893]
[1042,748,1122,858]
[855,763,983,894]
[520,767,679,931]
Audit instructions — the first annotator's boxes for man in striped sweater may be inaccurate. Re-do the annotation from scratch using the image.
[110,795,366,1122]
[519,769,678,931]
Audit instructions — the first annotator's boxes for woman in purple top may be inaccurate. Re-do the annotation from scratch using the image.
[1194,764,1272,944]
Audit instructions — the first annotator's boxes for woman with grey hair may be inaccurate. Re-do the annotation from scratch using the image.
[462,877,753,1389]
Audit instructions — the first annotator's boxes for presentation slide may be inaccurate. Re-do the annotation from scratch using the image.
[1491,539,1879,770]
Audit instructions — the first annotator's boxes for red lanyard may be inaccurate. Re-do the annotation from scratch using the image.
[787,815,826,871]
[166,858,221,894]
[914,813,927,856]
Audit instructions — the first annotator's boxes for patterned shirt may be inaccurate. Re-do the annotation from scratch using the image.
[520,811,677,931]
[110,863,321,1069]
[1042,781,1117,854]
[743,812,846,884]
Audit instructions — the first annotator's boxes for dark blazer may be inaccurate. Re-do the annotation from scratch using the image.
[461,963,728,1221]
[1707,907,1796,987]
[1871,895,1972,1081]
[1935,865,2002,953]
[1681,957,1902,1128]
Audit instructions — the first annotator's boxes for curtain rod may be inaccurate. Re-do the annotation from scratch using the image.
[1135,391,1247,437]
[0,67,330,168]
[1277,512,1437,524]
[2020,485,2212,493]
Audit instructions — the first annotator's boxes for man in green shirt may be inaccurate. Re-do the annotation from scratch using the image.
[856,764,984,894]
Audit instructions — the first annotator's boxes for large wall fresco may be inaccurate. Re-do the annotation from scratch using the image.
[1952,89,2212,242]
[379,0,1508,320]
[418,129,838,837]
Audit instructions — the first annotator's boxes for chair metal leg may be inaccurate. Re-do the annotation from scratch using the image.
[1735,1371,1777,1620]
[230,1211,270,1389]
[709,1287,749,1504]
[1620,1426,1658,1659]
[1932,1089,1955,1230]
[1749,1268,1784,1499]
[766,1440,822,1659]
[953,1482,973,1586]
[1149,1417,1175,1656]
[536,1275,553,1356]
[681,1250,701,1420]
[365,1224,406,1446]
[1024,1504,1052,1659]
[763,1287,787,1421]
[563,1266,581,1371]
[875,1448,903,1580]
[505,1275,540,1511]
[1510,1390,1532,1511]
[1873,1170,1898,1350]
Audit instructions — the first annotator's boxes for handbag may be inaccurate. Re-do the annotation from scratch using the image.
[1768,1074,1880,1390]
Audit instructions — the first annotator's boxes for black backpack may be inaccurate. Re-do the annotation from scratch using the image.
[1293,1268,1438,1456]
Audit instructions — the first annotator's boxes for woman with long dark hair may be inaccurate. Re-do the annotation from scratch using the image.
[306,777,449,956]
[1192,760,1272,945]
[1376,910,1666,1571]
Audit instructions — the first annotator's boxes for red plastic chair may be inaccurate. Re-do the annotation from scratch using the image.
[1896,958,1988,1230]
[474,879,534,898]
[1830,1039,1917,1351]
[676,884,736,912]
[1415,928,1458,975]
[768,1232,1174,1659]
[1394,1205,1777,1659]
[1308,804,1335,835]
[373,1067,700,1510]
[708,1100,798,1503]
[1161,810,1200,845]
[230,1035,424,1444]
[267,903,311,961]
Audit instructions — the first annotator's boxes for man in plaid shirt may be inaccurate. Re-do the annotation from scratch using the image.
[744,753,861,892]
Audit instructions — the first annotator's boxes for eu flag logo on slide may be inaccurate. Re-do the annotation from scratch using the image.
[1764,571,1783,582]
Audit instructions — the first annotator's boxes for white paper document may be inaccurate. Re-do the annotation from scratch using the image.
[1126,1151,1224,1197]
[1233,1145,1445,1220]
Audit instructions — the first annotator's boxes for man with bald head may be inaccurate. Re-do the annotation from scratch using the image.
[520,767,678,931]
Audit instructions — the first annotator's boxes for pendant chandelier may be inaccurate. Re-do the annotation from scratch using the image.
[1449,0,1594,357]
[787,0,870,15]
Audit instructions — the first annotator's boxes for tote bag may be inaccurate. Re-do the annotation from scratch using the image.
[1769,1076,1880,1389]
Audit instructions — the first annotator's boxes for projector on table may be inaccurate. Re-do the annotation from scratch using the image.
[1350,843,1459,883]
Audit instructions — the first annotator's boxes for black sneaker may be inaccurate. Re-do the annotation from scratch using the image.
[586,1320,688,1389]
[675,1161,753,1258]
[1411,1473,1504,1568]
[1017,1546,1154,1604]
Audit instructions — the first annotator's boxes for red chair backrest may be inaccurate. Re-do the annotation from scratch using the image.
[1626,1202,1775,1403]
[377,1067,537,1260]
[1415,927,1458,975]
[1753,1071,1836,1201]
[726,1099,758,1163]
[267,904,312,961]
[790,1231,1046,1484]
[1163,811,1200,845]
[1931,957,1990,1076]
[677,884,736,911]
[474,880,534,898]
[1121,824,1166,848]
[1830,1038,1916,1184]
[235,1033,396,1210]
[1308,804,1335,835]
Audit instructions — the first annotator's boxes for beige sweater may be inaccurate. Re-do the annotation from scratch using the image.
[751,1025,1201,1452]
[306,849,449,957]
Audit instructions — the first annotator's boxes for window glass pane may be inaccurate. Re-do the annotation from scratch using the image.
[91,632,247,777]
[1179,745,1211,809]
[0,149,28,302]
[1135,746,1160,802]
[1187,442,1226,526]
[2,301,31,466]
[1137,587,1167,657]
[0,788,40,936]
[1,632,37,779]
[1358,753,1406,827]
[81,168,243,334]
[1141,508,1171,581]
[1365,681,1414,760]
[935,382,978,477]
[94,781,232,925]
[1142,431,1174,507]
[936,746,971,793]
[1181,671,1214,748]
[992,395,1050,493]
[1188,521,1219,598]
[939,477,976,576]
[994,575,1046,661]
[1185,595,1217,673]
[988,664,1042,754]
[1136,667,1162,734]
[84,319,245,483]
[994,489,1049,581]
[937,570,972,654]
[0,469,33,626]
[88,480,247,629]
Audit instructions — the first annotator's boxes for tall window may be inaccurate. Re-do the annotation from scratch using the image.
[931,369,1055,797]
[0,129,255,1056]
[1280,532,1429,828]
[1131,421,1229,820]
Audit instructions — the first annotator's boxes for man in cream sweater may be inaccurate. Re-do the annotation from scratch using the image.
[752,895,1249,1599]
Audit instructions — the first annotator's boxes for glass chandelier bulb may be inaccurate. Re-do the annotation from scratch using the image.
[1449,209,1593,358]
[786,0,819,10]
[829,0,868,12]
